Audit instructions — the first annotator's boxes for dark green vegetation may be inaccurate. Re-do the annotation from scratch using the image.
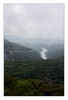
[4,39,42,60]
[4,75,64,96]
[4,56,64,96]
[4,39,64,96]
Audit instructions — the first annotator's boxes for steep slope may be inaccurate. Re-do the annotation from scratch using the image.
[4,39,42,60]
[46,44,64,59]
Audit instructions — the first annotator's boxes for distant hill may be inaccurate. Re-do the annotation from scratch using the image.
[4,39,42,60]
[46,44,64,59]
[23,43,64,59]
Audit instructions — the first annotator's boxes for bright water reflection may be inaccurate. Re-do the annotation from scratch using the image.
[40,47,48,60]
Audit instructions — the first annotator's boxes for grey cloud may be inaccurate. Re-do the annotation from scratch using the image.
[4,4,64,41]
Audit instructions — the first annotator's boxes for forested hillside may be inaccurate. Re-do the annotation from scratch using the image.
[4,56,64,96]
[4,39,42,60]
[4,75,64,96]
[4,56,64,83]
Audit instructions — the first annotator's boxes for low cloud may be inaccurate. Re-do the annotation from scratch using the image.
[4,4,64,41]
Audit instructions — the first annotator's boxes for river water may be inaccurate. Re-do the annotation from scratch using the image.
[40,47,48,60]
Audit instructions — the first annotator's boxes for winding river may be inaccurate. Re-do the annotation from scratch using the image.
[40,47,48,60]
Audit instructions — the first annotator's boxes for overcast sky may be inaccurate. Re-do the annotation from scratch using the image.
[4,4,64,41]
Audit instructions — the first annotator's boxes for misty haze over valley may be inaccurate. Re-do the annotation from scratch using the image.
[4,4,64,60]
[4,4,64,96]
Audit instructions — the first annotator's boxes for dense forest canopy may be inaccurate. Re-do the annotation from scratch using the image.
[4,39,64,96]
[4,56,64,96]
